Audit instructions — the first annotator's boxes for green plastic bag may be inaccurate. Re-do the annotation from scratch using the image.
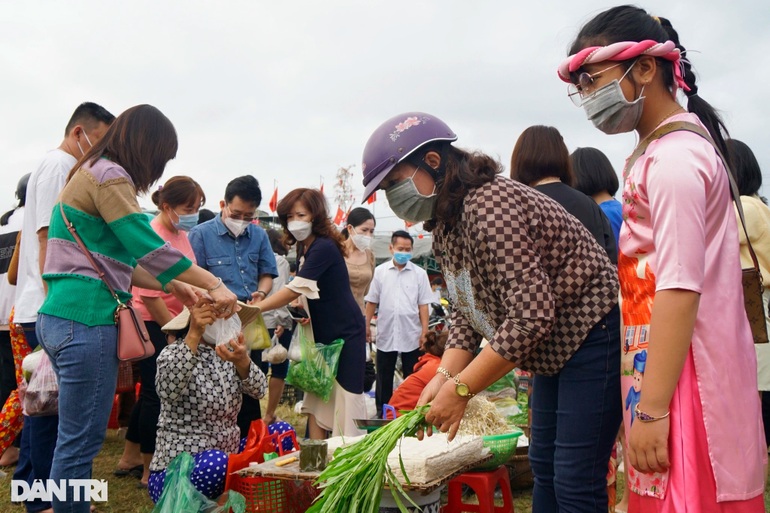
[152,452,246,513]
[285,338,344,402]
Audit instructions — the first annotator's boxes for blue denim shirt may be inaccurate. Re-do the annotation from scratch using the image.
[188,214,278,302]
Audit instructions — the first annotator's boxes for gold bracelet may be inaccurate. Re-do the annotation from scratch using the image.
[436,367,453,380]
[634,404,670,423]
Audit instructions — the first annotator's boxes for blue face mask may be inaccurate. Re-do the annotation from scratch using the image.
[172,210,199,231]
[393,252,412,265]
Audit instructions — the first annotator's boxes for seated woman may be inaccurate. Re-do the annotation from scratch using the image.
[387,331,447,415]
[147,297,267,503]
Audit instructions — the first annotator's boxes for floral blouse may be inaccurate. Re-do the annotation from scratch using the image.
[433,175,618,376]
[150,341,267,471]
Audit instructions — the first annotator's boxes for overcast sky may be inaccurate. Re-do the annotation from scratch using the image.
[1,0,768,233]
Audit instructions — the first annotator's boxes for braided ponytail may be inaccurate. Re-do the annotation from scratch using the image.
[657,17,730,160]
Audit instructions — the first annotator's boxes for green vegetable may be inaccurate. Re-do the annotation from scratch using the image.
[307,406,430,513]
[286,339,344,402]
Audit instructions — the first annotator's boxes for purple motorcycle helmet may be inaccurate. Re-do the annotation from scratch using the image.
[361,112,457,203]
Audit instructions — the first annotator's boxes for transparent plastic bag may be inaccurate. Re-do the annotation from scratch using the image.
[152,452,246,513]
[243,313,271,350]
[202,315,242,347]
[262,334,288,364]
[287,325,305,362]
[23,352,58,417]
[285,338,344,402]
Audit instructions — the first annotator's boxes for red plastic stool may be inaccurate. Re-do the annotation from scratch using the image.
[443,466,514,513]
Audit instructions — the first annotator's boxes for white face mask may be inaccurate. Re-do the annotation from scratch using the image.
[224,217,250,237]
[288,220,313,242]
[349,227,373,251]
[75,128,94,157]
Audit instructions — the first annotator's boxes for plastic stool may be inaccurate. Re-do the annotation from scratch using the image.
[443,466,514,513]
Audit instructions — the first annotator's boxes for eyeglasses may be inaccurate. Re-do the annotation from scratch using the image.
[226,207,257,222]
[566,62,624,107]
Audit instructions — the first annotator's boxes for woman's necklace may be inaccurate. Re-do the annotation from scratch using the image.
[654,105,684,129]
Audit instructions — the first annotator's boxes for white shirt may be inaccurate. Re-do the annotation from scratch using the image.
[0,208,24,326]
[15,149,76,324]
[364,259,433,352]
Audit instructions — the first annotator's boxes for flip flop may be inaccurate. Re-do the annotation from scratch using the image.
[113,464,143,478]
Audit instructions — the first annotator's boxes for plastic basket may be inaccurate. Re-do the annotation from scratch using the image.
[472,430,523,471]
[234,475,290,512]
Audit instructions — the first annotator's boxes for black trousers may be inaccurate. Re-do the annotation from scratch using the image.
[375,348,421,417]
[237,349,263,438]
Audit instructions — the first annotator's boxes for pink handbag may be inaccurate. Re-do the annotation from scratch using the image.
[59,204,154,361]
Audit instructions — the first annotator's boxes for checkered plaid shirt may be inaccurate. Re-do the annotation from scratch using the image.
[433,176,618,376]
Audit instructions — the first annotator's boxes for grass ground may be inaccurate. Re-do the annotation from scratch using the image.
[1,399,768,513]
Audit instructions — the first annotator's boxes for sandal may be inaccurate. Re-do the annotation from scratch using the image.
[113,464,143,478]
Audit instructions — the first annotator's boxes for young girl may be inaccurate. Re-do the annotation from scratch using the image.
[558,6,765,511]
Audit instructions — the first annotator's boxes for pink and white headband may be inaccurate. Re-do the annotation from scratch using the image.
[557,40,689,92]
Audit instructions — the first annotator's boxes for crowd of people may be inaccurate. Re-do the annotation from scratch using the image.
[0,5,768,513]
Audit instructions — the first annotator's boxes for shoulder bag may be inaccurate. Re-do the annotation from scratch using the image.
[59,204,154,360]
[627,120,768,344]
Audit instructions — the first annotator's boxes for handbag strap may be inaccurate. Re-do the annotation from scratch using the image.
[625,120,761,275]
[58,203,123,305]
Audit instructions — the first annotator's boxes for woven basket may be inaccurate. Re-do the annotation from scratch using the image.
[506,445,533,490]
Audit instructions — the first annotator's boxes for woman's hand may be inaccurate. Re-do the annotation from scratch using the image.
[422,379,470,442]
[414,374,451,440]
[166,280,199,307]
[628,415,670,473]
[216,333,251,379]
[189,297,217,339]
[209,283,238,318]
[275,325,285,338]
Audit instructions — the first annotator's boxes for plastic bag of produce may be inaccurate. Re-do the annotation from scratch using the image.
[286,338,344,402]
[23,352,58,417]
[152,452,246,513]
[202,314,242,347]
[242,313,271,351]
[262,334,288,364]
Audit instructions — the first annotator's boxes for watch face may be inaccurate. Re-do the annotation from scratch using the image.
[456,383,471,397]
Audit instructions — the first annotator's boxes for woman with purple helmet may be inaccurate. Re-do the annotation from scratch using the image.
[361,112,622,512]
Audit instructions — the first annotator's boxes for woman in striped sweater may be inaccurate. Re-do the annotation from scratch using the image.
[37,105,237,513]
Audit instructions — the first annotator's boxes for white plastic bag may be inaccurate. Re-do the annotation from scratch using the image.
[288,328,303,362]
[24,352,58,416]
[262,334,288,364]
[202,315,242,346]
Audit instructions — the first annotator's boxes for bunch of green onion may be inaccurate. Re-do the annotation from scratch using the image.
[306,405,430,513]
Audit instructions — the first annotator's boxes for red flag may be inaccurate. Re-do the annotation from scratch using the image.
[333,206,344,225]
[405,220,414,228]
[367,191,377,204]
[268,188,278,212]
[320,183,325,195]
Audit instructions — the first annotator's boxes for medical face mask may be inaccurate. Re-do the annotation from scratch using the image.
[350,227,373,251]
[171,210,199,231]
[76,129,94,157]
[224,217,250,237]
[582,64,645,134]
[288,220,313,242]
[385,171,437,224]
[393,251,412,265]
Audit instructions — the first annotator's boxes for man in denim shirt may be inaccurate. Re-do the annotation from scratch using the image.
[188,175,278,433]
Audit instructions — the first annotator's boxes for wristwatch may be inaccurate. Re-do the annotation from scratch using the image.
[453,374,475,398]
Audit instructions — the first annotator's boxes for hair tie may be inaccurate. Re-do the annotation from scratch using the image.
[557,39,690,92]
[651,15,661,24]
[157,185,163,191]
